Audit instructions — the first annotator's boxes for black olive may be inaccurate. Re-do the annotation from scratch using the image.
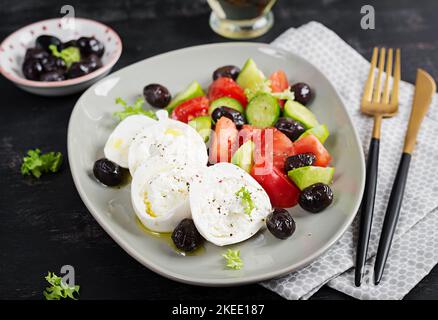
[143,84,172,109]
[211,106,245,128]
[40,55,66,73]
[83,54,103,72]
[35,35,61,52]
[299,183,333,213]
[284,153,316,173]
[266,208,296,239]
[57,39,77,51]
[212,65,240,81]
[22,58,43,80]
[290,82,313,105]
[171,219,203,252]
[77,37,105,57]
[24,48,49,61]
[40,70,66,82]
[274,117,306,141]
[93,158,123,186]
[67,61,90,79]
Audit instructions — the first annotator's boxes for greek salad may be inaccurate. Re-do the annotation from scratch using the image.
[92,58,335,262]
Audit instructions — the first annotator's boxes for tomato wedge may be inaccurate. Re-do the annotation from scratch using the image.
[251,163,300,208]
[270,128,295,170]
[208,77,248,108]
[269,70,289,108]
[171,96,209,123]
[293,134,332,167]
[209,117,238,164]
[237,126,294,170]
[270,70,289,92]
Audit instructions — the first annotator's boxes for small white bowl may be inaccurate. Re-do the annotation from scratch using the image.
[0,17,122,96]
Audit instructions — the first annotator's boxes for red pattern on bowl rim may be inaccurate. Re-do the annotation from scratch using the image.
[0,17,122,88]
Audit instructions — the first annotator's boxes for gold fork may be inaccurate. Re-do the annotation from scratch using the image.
[355,47,401,287]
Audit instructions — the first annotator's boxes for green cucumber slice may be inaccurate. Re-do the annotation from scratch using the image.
[283,100,319,129]
[208,97,244,115]
[236,58,266,90]
[298,124,330,144]
[231,140,255,173]
[188,116,212,143]
[166,81,205,113]
[288,166,335,191]
[246,93,280,128]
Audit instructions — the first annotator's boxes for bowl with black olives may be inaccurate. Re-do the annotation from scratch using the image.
[0,17,122,96]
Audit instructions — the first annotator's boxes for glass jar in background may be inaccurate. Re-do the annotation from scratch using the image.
[207,0,277,39]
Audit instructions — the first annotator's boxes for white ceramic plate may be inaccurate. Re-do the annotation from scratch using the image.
[68,43,365,286]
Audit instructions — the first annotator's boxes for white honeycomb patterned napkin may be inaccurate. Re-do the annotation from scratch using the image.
[261,21,438,300]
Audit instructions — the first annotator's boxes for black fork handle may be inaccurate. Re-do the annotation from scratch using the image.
[355,137,380,287]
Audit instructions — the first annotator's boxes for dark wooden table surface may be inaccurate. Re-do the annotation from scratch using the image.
[1,0,438,300]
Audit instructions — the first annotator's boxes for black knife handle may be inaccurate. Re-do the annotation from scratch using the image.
[355,137,380,287]
[374,152,411,284]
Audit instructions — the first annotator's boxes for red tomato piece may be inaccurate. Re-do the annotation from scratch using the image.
[171,96,209,123]
[236,126,294,170]
[270,128,295,170]
[269,70,289,92]
[269,70,289,108]
[293,134,332,167]
[208,77,248,108]
[251,163,300,208]
[209,117,238,164]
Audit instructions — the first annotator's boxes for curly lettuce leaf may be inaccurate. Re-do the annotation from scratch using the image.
[235,186,255,216]
[271,87,295,101]
[244,79,295,103]
[43,272,80,300]
[113,97,157,121]
[244,79,272,101]
[49,45,80,68]
[222,249,243,270]
[20,149,62,178]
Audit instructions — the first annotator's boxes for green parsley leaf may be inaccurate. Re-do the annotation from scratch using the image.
[49,45,81,68]
[222,249,243,270]
[113,97,157,121]
[43,272,80,300]
[20,149,62,178]
[235,186,255,216]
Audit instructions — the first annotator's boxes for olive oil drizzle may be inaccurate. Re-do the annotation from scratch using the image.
[135,217,205,256]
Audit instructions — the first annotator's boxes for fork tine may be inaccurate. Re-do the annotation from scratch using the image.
[390,49,401,105]
[372,48,386,103]
[382,48,393,104]
[362,47,379,103]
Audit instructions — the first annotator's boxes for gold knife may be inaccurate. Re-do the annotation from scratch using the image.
[374,69,436,285]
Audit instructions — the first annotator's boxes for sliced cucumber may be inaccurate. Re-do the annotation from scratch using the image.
[288,166,334,191]
[298,124,330,144]
[246,93,280,128]
[283,100,319,129]
[166,81,205,113]
[188,116,212,143]
[231,140,255,173]
[208,97,244,115]
[236,58,265,90]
